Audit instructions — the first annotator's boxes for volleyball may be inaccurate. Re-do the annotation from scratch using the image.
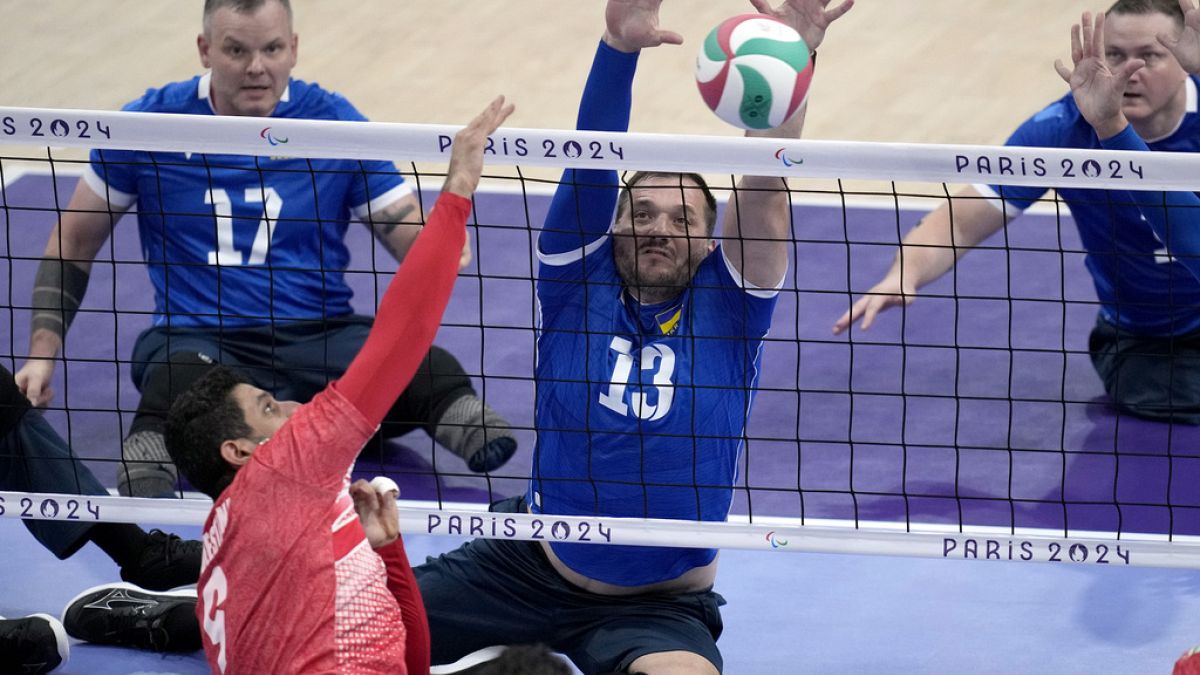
[695,14,813,130]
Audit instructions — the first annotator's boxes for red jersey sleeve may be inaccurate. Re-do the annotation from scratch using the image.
[376,536,430,675]
[333,192,471,426]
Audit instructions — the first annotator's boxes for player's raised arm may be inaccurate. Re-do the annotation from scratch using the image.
[334,96,515,427]
[539,0,681,257]
[723,0,852,289]
[17,183,128,407]
[1060,11,1200,280]
[831,186,1012,335]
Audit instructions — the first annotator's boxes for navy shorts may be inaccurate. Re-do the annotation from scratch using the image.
[129,316,377,403]
[127,317,474,438]
[1088,315,1200,424]
[414,497,726,674]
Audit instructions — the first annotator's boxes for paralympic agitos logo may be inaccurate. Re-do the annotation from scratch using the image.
[774,148,803,167]
[260,127,289,146]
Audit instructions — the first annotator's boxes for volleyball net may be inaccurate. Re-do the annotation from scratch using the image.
[2,106,1200,569]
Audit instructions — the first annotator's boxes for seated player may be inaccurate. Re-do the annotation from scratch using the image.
[835,0,1200,424]
[16,0,516,501]
[0,364,199,592]
[160,96,513,674]
[416,1,850,673]
[0,363,201,654]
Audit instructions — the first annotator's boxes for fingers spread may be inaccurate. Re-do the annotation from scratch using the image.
[1053,58,1073,83]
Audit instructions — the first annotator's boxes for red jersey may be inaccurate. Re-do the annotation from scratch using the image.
[193,192,469,674]
[198,388,408,673]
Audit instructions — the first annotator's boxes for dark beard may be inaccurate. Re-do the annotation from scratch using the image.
[613,239,702,304]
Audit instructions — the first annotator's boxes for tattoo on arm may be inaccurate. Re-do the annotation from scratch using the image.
[370,201,421,260]
[372,203,418,238]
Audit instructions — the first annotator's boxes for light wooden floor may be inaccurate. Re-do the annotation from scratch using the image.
[0,0,1101,145]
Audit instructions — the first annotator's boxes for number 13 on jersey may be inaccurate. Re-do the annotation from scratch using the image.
[598,336,676,421]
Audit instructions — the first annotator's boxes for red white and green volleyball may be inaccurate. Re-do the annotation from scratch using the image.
[695,14,813,130]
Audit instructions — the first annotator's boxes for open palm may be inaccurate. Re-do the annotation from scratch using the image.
[748,0,854,52]
[604,0,684,52]
[1159,0,1200,74]
[1054,12,1143,137]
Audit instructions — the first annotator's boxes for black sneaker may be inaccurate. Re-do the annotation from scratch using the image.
[61,583,201,653]
[0,614,69,674]
[467,436,518,474]
[120,529,201,592]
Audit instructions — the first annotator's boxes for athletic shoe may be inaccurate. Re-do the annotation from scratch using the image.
[467,436,518,474]
[61,583,201,653]
[119,529,202,591]
[434,395,519,473]
[0,614,69,674]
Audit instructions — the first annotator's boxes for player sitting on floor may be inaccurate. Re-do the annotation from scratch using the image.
[16,0,517,502]
[835,0,1200,425]
[1,363,202,654]
[414,1,851,674]
[159,96,514,674]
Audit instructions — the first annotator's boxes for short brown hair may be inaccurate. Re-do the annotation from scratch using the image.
[616,171,719,235]
[203,0,293,33]
[1107,0,1184,25]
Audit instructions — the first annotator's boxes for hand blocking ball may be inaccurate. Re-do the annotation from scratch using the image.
[695,14,813,130]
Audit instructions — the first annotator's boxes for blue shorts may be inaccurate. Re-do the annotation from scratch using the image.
[414,496,725,674]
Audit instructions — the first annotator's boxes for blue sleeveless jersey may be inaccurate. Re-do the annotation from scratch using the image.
[529,238,777,586]
[84,74,410,327]
[983,76,1200,335]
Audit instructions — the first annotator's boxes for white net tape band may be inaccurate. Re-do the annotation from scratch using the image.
[1,106,1193,190]
[3,491,1199,569]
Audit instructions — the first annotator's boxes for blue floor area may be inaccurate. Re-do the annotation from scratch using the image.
[4,517,1199,673]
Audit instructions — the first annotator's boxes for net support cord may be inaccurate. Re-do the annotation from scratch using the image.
[2,106,1196,191]
[3,490,1199,569]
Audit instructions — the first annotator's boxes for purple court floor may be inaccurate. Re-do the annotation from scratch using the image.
[2,171,1200,673]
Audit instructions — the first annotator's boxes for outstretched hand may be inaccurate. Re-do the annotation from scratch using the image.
[1054,11,1143,139]
[443,95,516,199]
[748,0,854,53]
[831,271,914,335]
[1158,0,1200,74]
[603,0,684,53]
